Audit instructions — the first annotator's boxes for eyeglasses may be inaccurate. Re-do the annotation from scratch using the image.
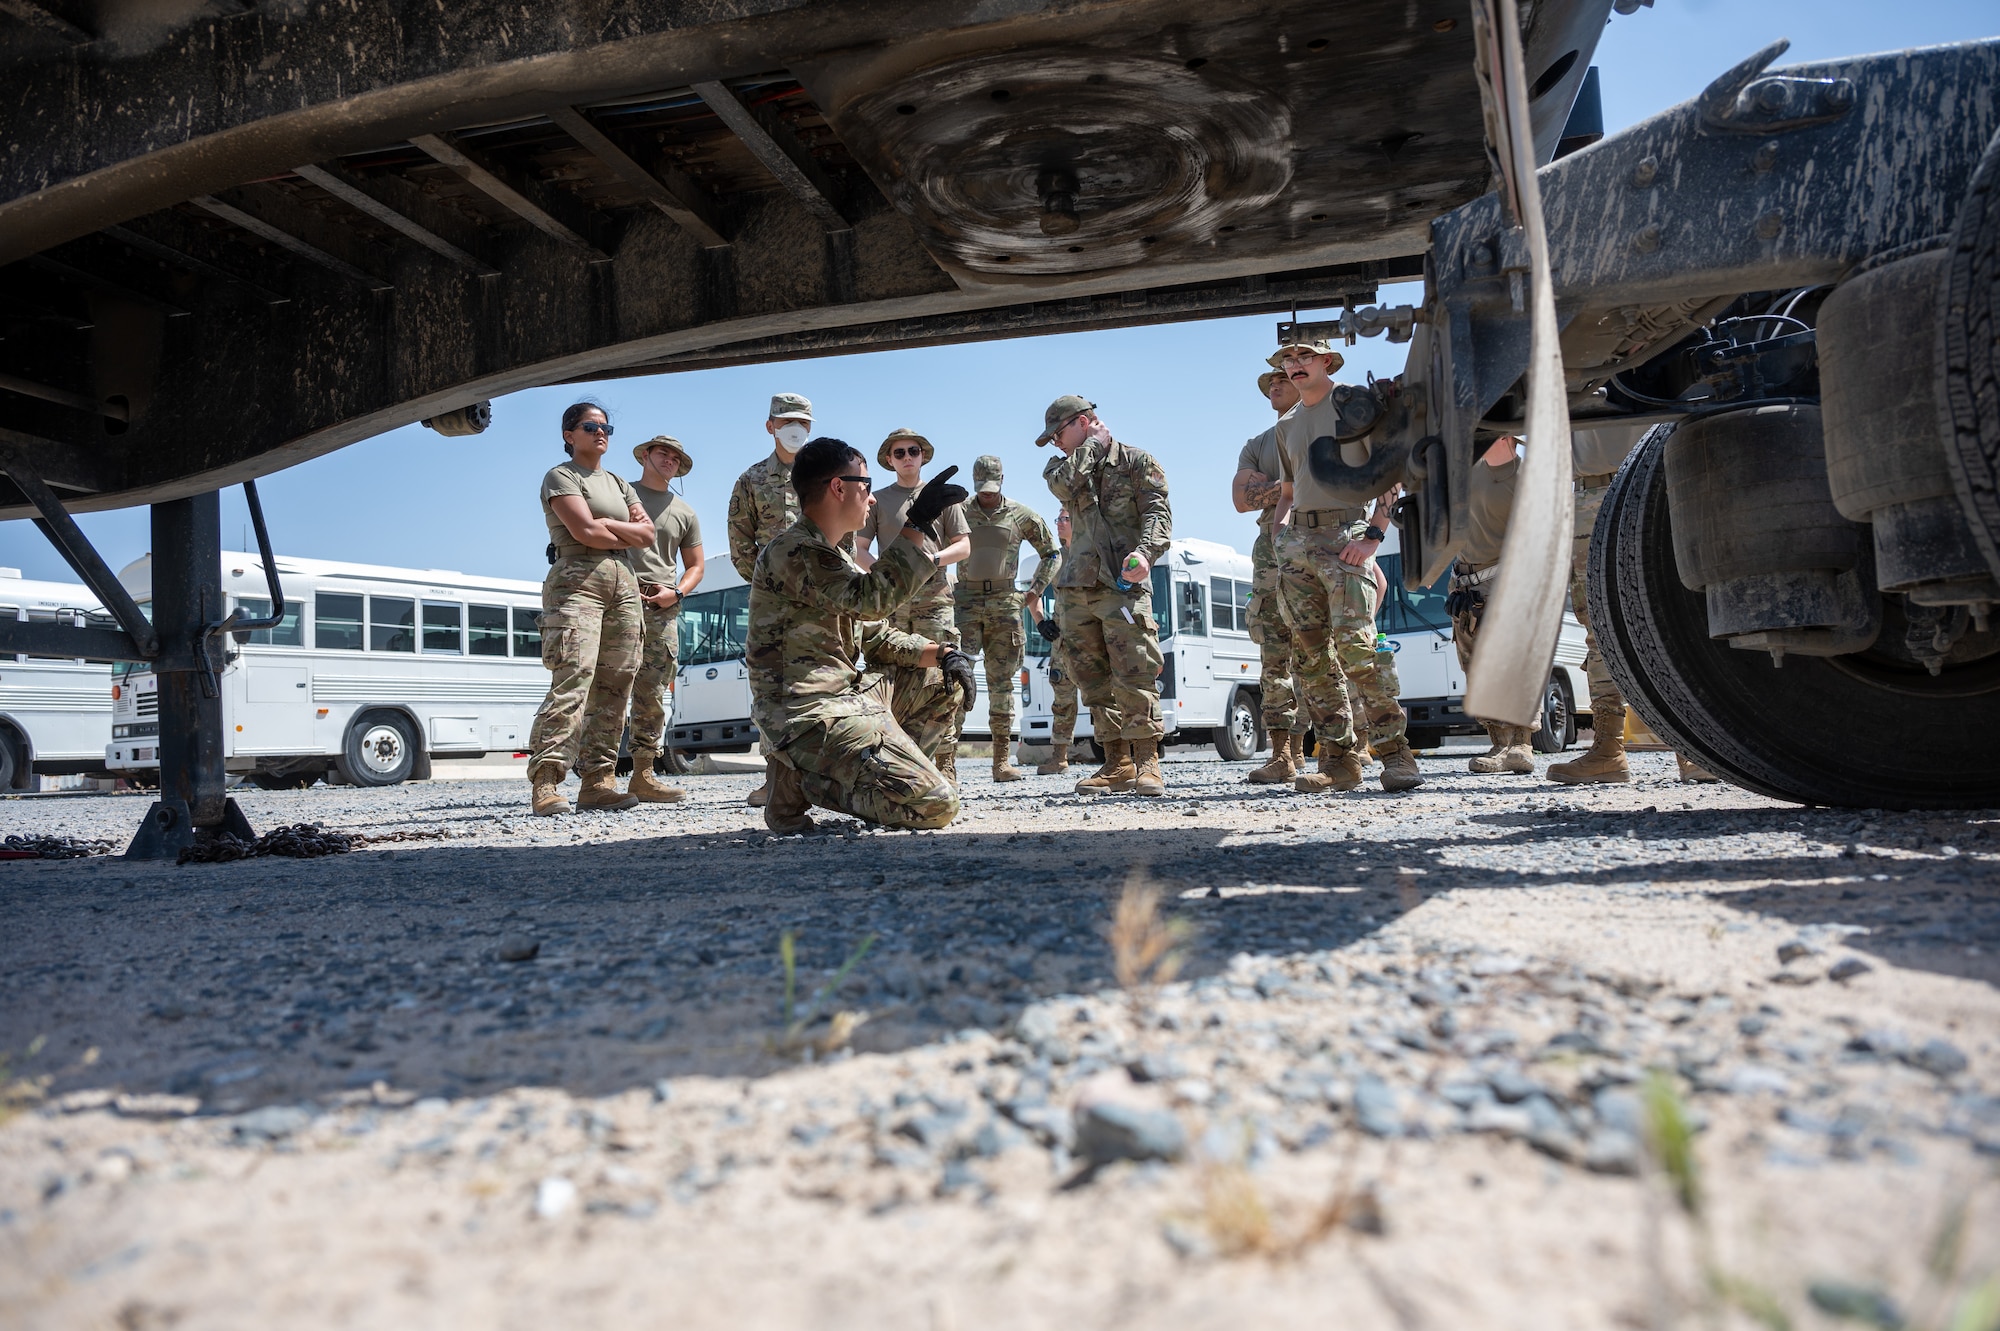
[889,447,924,460]
[1060,414,1087,435]
[835,475,874,491]
[574,421,614,437]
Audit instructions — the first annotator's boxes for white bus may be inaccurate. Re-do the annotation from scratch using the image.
[106,552,547,787]
[0,569,115,790]
[1015,528,1591,759]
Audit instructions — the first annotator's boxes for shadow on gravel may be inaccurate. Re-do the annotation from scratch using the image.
[0,805,1992,1113]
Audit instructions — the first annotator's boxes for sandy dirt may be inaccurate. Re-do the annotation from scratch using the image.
[2,745,1996,1330]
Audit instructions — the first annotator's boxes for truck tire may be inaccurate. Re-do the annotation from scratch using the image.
[335,710,418,787]
[1589,425,2000,809]
[1214,689,1259,761]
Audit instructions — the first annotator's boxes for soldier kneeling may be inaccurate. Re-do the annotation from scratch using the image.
[747,437,977,833]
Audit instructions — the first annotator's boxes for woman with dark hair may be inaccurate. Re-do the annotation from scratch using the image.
[528,401,655,816]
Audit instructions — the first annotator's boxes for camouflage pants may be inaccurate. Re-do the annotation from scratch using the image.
[1571,483,1625,720]
[627,604,680,753]
[783,675,962,830]
[530,554,641,777]
[1058,584,1163,742]
[885,596,963,757]
[1449,593,1509,732]
[1248,529,1301,734]
[955,591,1026,737]
[1049,642,1079,746]
[1277,524,1406,752]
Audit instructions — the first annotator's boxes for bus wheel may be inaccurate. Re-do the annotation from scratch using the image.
[661,747,693,775]
[1530,675,1571,754]
[336,711,418,787]
[1591,425,2000,809]
[0,728,20,790]
[1214,689,1259,762]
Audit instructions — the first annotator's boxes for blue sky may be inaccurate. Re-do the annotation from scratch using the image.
[4,1,1995,587]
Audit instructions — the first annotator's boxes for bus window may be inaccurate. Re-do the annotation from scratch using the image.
[469,604,509,656]
[1022,596,1055,658]
[678,585,749,666]
[316,593,363,650]
[370,596,416,652]
[232,596,305,646]
[512,606,541,658]
[422,601,463,653]
[1150,565,1172,639]
[1177,578,1207,636]
[1376,553,1452,636]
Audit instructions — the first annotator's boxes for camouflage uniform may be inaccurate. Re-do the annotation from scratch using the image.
[954,482,1060,740]
[530,553,643,777]
[1239,424,1301,735]
[1048,582,1080,746]
[748,517,960,830]
[1571,478,1623,724]
[727,453,802,582]
[1276,519,1405,752]
[1042,437,1172,741]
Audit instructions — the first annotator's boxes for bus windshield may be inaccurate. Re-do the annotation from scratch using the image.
[678,586,750,666]
[1376,553,1452,637]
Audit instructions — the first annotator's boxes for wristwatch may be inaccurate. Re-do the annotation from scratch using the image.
[1362,525,1386,543]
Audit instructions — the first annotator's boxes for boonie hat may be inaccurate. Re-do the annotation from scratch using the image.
[1257,370,1281,398]
[1036,394,1096,446]
[1267,338,1345,372]
[632,434,693,477]
[973,455,1004,493]
[878,427,935,469]
[768,392,813,422]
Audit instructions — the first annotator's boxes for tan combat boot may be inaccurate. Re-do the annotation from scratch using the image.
[530,762,570,817]
[1376,739,1425,792]
[1676,753,1722,784]
[992,737,1025,783]
[626,747,687,803]
[576,769,640,811]
[1549,707,1630,784]
[1130,737,1166,797]
[1495,725,1536,774]
[1036,742,1070,775]
[763,758,814,834]
[1246,730,1300,784]
[746,756,773,808]
[1075,739,1136,794]
[1295,741,1364,794]
[935,742,959,787]
[1467,723,1512,773]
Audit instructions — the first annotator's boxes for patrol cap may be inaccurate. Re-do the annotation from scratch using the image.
[1267,338,1345,372]
[1035,394,1096,446]
[878,427,935,468]
[973,454,1004,493]
[632,434,693,477]
[767,392,813,422]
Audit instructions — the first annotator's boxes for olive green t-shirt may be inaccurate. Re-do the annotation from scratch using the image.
[1236,425,1285,530]
[1275,394,1375,517]
[1460,454,1520,569]
[541,461,642,561]
[861,481,968,600]
[630,483,703,592]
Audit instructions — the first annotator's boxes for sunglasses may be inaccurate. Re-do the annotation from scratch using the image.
[573,421,614,437]
[889,446,925,460]
[836,475,874,491]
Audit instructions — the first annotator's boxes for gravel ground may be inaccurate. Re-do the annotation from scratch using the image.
[2,747,1997,1329]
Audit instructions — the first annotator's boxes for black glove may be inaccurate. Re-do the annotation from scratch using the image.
[1037,618,1060,641]
[939,648,978,711]
[904,465,969,539]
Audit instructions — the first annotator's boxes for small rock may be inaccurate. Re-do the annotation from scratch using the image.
[1254,972,1290,999]
[497,936,541,963]
[231,1105,311,1143]
[1593,1088,1645,1138]
[970,1117,1027,1159]
[1776,939,1817,964]
[1488,1068,1544,1104]
[1720,1064,1791,1096]
[1807,1280,1905,1330]
[1582,1128,1643,1176]
[534,1176,576,1219]
[1827,957,1873,983]
[1465,1100,1534,1137]
[1352,1076,1402,1138]
[1075,1101,1186,1165]
[1906,1038,1969,1079]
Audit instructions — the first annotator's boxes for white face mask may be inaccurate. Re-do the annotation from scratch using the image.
[775,423,810,451]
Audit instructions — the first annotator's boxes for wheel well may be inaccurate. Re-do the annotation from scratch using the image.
[0,717,29,789]
[346,707,431,779]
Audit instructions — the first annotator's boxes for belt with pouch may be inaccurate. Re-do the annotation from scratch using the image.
[1448,561,1499,593]
[1294,507,1367,530]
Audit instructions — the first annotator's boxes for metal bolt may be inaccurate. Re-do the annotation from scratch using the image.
[1633,224,1662,255]
[1631,157,1658,189]
[1470,240,1496,270]
[1752,141,1778,173]
[1754,210,1784,240]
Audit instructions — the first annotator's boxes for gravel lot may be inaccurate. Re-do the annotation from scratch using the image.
[2,746,1997,1329]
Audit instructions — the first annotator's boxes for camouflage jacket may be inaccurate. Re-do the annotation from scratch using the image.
[727,452,801,581]
[956,496,1061,601]
[1042,437,1171,592]
[747,516,937,746]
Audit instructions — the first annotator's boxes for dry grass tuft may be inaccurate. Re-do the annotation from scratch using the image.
[1188,1131,1384,1260]
[1108,875,1192,1005]
[765,931,875,1059]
